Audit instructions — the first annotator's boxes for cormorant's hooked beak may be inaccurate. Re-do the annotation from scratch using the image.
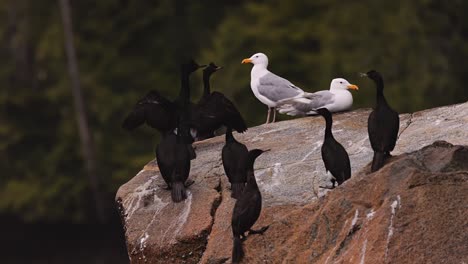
[347,84,359,90]
[242,58,252,64]
[359,72,368,77]
[215,66,223,71]
[198,64,207,69]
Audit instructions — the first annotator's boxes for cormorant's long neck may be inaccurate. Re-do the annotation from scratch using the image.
[323,115,334,140]
[180,68,190,104]
[246,169,258,189]
[202,72,211,97]
[178,68,191,142]
[374,78,388,107]
[225,127,235,143]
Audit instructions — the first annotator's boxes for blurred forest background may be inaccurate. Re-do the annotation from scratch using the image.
[1,0,467,263]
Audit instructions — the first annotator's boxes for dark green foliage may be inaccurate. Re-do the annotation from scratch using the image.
[1,0,467,222]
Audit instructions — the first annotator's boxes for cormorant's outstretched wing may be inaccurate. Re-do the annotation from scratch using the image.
[122,90,177,131]
[197,92,247,133]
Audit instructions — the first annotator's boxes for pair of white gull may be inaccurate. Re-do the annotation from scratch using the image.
[242,53,358,123]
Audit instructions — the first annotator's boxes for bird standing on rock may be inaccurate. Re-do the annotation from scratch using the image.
[316,108,351,188]
[363,70,399,172]
[231,149,270,263]
[192,62,247,141]
[155,60,205,202]
[242,52,306,124]
[222,127,248,199]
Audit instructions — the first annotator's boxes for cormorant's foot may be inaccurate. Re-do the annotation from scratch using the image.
[331,179,337,188]
[185,179,195,188]
[158,184,171,190]
[248,225,270,235]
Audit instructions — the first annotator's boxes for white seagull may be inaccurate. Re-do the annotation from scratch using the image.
[277,78,359,116]
[242,52,306,124]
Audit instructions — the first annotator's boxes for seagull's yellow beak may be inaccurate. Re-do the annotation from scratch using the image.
[242,58,252,64]
[347,84,359,90]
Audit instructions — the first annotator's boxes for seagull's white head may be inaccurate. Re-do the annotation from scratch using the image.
[242,53,268,67]
[330,78,359,91]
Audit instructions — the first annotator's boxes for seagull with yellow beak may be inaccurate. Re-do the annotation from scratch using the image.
[277,78,359,116]
[242,52,306,124]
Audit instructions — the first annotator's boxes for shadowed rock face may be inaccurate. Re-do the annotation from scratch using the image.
[116,102,468,264]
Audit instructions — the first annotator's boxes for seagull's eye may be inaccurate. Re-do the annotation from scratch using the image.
[340,81,343,84]
[255,56,259,58]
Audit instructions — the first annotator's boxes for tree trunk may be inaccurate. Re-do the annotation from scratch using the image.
[58,0,106,223]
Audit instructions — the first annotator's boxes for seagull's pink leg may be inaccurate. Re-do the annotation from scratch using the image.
[265,107,271,124]
[272,107,277,123]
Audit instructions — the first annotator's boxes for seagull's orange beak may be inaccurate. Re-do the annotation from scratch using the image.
[242,58,252,64]
[347,84,359,90]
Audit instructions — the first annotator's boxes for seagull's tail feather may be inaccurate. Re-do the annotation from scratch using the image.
[302,92,316,98]
[277,104,305,116]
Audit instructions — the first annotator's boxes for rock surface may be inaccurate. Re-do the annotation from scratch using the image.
[116,102,468,263]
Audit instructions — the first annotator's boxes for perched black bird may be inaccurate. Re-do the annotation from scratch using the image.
[122,59,206,135]
[363,70,399,172]
[316,108,351,188]
[222,127,248,199]
[231,149,269,263]
[191,62,247,140]
[154,60,205,202]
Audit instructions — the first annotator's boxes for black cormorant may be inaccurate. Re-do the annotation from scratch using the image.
[231,149,269,263]
[316,108,351,188]
[363,70,399,172]
[191,62,247,140]
[222,127,248,199]
[154,60,204,202]
[122,59,206,136]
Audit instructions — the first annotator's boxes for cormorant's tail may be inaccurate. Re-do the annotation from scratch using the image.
[230,183,245,199]
[171,182,187,203]
[371,151,386,172]
[232,236,244,263]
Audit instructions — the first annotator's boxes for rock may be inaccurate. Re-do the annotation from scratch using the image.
[116,102,468,263]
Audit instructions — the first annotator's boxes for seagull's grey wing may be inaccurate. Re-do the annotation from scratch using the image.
[257,72,304,102]
[280,91,335,114]
[302,91,335,109]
